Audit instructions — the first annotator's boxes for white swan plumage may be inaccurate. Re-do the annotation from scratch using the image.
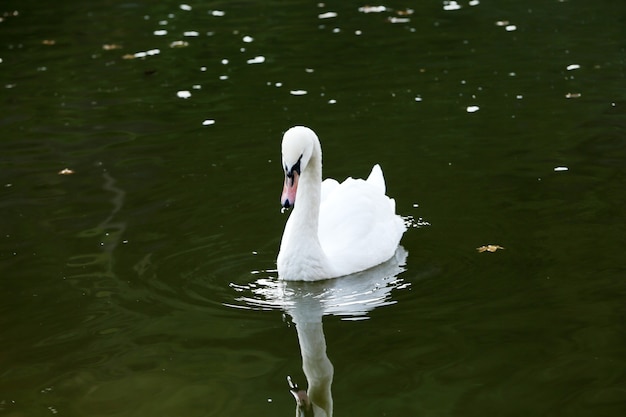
[277,126,406,281]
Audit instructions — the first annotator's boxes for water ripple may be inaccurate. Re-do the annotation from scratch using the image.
[226,247,410,321]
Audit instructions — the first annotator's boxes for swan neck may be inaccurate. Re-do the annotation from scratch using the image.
[295,320,333,417]
[293,142,322,232]
[278,133,334,281]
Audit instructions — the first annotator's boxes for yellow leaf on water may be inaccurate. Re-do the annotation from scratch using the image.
[477,244,505,253]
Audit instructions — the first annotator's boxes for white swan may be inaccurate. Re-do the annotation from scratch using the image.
[277,126,406,281]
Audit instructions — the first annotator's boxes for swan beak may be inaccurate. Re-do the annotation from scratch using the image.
[281,170,299,208]
[288,376,312,413]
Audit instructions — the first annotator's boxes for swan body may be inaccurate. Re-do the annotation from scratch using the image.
[277,126,406,281]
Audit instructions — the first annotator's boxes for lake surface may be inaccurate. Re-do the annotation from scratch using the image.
[1,0,625,416]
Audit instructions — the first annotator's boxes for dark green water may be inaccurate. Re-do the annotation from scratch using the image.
[1,0,625,415]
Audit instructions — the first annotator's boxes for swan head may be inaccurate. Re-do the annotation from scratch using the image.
[288,376,329,417]
[281,126,318,208]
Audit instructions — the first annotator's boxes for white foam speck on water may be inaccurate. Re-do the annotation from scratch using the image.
[247,56,265,64]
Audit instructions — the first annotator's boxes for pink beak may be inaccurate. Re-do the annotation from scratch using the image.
[281,171,299,208]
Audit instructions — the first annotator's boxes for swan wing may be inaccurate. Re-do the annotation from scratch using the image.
[318,165,405,277]
[321,178,339,203]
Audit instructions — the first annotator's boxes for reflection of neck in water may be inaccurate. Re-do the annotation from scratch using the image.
[289,316,334,417]
[231,246,411,417]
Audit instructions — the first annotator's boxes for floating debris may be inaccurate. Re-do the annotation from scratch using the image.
[388,17,410,23]
[565,92,581,99]
[466,105,480,113]
[123,49,160,59]
[477,245,505,253]
[210,10,225,17]
[247,56,265,64]
[242,35,254,43]
[179,4,192,11]
[176,90,191,99]
[358,6,387,13]
[170,40,189,48]
[318,11,338,19]
[102,44,122,50]
[58,168,75,175]
[505,25,517,31]
[443,1,462,11]
[554,166,569,172]
[202,119,216,126]
[42,39,56,45]
[566,64,581,71]
[290,90,307,96]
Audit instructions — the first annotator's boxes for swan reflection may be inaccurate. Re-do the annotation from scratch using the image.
[287,307,333,417]
[230,246,408,416]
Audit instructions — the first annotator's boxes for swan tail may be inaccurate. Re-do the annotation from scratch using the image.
[388,196,397,214]
[366,164,386,194]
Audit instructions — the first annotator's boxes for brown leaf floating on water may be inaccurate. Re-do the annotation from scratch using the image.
[477,244,505,253]
[397,9,414,16]
[103,44,122,50]
[58,168,75,175]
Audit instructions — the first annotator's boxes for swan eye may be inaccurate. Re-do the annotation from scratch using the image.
[286,155,302,178]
